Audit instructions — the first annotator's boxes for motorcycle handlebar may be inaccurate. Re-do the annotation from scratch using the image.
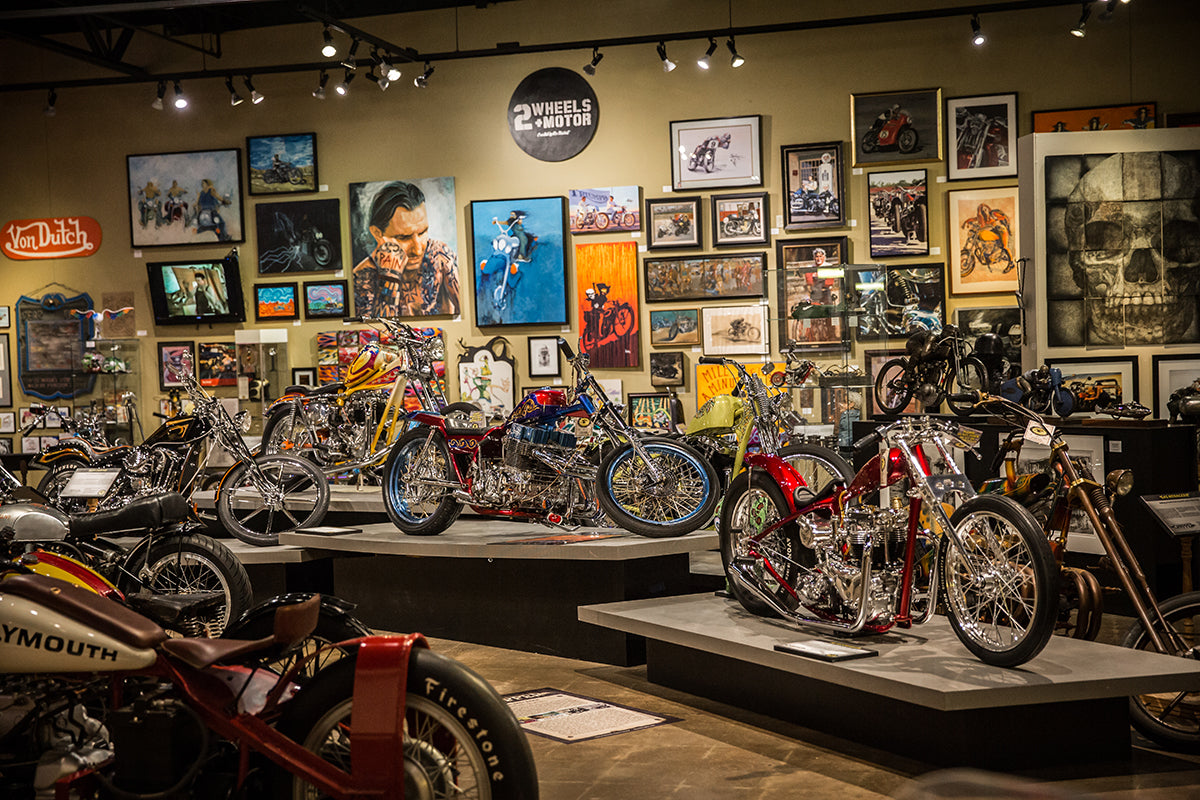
[947,390,982,406]
[697,356,724,365]
[557,338,576,360]
[852,430,882,453]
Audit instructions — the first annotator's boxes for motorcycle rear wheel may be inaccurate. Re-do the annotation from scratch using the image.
[778,443,854,495]
[274,648,538,800]
[217,454,331,547]
[1052,386,1076,419]
[719,471,808,618]
[597,438,718,538]
[1122,590,1200,751]
[947,356,989,417]
[874,358,914,416]
[381,428,463,535]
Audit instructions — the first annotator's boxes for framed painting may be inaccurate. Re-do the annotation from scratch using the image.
[1033,102,1156,133]
[649,309,699,347]
[246,132,318,195]
[157,341,194,390]
[576,242,640,368]
[695,360,785,409]
[781,141,846,230]
[670,115,763,191]
[946,92,1018,180]
[303,280,348,319]
[0,333,9,407]
[126,148,244,247]
[196,342,238,388]
[711,192,769,247]
[254,283,299,321]
[528,336,561,378]
[649,351,685,387]
[1152,354,1200,420]
[947,185,1019,295]
[1046,356,1140,413]
[867,169,928,257]
[470,196,568,327]
[0,412,12,433]
[645,197,702,250]
[458,337,516,421]
[850,88,943,166]
[1165,111,1200,128]
[844,264,945,343]
[627,392,683,433]
[776,237,848,352]
[0,439,10,455]
[955,306,1022,365]
[701,303,769,356]
[644,253,766,303]
[568,186,640,233]
[291,368,316,387]
[255,198,341,273]
[0,307,8,328]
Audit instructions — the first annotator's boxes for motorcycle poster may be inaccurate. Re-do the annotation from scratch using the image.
[649,308,699,346]
[946,93,1017,180]
[469,196,568,327]
[867,169,929,258]
[670,115,762,191]
[575,241,640,368]
[844,264,944,342]
[711,191,768,247]
[850,88,943,167]
[568,186,640,233]
[245,132,317,195]
[645,197,702,249]
[700,303,769,357]
[254,198,342,273]
[782,141,846,230]
[947,186,1019,295]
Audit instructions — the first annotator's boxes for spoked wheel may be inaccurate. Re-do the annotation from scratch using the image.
[940,495,1057,667]
[947,356,989,416]
[597,438,719,537]
[613,305,635,337]
[874,358,914,415]
[778,443,854,495]
[263,406,325,466]
[381,428,463,535]
[1122,591,1200,750]
[217,454,331,546]
[223,599,370,682]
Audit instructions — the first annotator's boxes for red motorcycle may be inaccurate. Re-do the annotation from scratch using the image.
[862,110,920,155]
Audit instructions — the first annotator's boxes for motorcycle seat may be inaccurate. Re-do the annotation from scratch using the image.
[69,492,190,538]
[792,474,845,509]
[162,593,321,669]
[285,382,345,397]
[0,573,169,650]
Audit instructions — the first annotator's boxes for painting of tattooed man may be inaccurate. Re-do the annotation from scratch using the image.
[1044,149,1200,347]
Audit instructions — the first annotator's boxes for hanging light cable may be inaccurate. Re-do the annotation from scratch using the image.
[582,46,603,75]
[312,70,329,100]
[225,76,244,106]
[244,76,264,104]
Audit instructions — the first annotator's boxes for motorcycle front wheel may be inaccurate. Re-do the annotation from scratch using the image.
[597,438,719,538]
[897,126,920,153]
[719,470,808,618]
[947,356,989,417]
[381,428,463,535]
[1052,386,1077,419]
[1122,590,1200,750]
[940,495,1057,667]
[274,648,539,800]
[875,358,914,415]
[217,454,331,547]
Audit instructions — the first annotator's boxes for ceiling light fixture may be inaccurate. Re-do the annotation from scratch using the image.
[656,41,676,72]
[321,25,337,58]
[225,76,244,106]
[151,80,166,110]
[365,67,390,91]
[582,46,603,76]
[312,70,329,100]
[1070,2,1091,37]
[971,14,986,46]
[382,58,401,83]
[43,89,56,117]
[697,37,717,69]
[335,69,355,96]
[414,62,434,89]
[244,76,263,104]
[172,80,187,109]
[726,37,744,67]
[340,39,360,70]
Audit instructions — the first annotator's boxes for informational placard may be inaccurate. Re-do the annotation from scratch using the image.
[508,68,598,162]
[61,468,121,498]
[1142,492,1200,537]
[774,639,879,662]
[504,689,677,742]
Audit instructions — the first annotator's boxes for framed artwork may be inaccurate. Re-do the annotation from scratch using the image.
[0,307,8,328]
[19,407,40,431]
[0,412,13,433]
[670,115,763,191]
[291,368,316,387]
[946,92,1018,180]
[469,196,568,327]
[246,132,318,195]
[1165,111,1200,128]
[254,283,299,321]
[695,360,786,409]
[701,304,769,356]
[596,378,624,406]
[867,169,928,257]
[303,280,349,319]
[576,242,640,368]
[1033,102,1156,133]
[1152,354,1200,420]
[42,407,67,430]
[458,337,516,420]
[844,264,946,342]
[955,306,1022,365]
[157,341,194,390]
[650,351,686,388]
[865,349,920,416]
[126,148,244,247]
[627,392,683,433]
[947,185,1019,295]
[255,198,341,273]
[711,192,769,247]
[21,437,39,454]
[1045,356,1140,413]
[0,333,9,407]
[777,237,848,352]
[645,253,767,303]
[568,186,641,233]
[781,141,846,230]
[645,197,702,250]
[527,336,561,378]
[196,342,238,387]
[17,293,91,401]
[850,88,943,166]
[649,309,700,347]
[0,438,10,455]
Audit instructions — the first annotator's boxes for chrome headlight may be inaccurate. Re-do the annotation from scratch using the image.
[426,338,445,361]
[1105,469,1134,496]
[234,410,252,433]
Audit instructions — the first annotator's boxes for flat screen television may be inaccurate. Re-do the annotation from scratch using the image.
[147,251,247,326]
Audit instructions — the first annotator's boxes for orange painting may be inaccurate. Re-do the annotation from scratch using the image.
[575,241,640,367]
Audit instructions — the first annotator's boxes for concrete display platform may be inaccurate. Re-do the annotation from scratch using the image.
[194,485,389,513]
[580,592,1200,767]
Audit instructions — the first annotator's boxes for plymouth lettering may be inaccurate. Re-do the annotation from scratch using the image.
[2,623,118,661]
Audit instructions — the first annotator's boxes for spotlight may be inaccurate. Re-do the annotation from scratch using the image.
[312,70,329,100]
[340,38,360,70]
[225,76,244,106]
[582,46,603,76]
[151,80,166,110]
[365,68,390,91]
[656,41,676,72]
[321,25,337,58]
[726,37,744,67]
[43,88,56,117]
[1070,3,1091,37]
[697,37,717,69]
[969,14,986,46]
[413,62,434,89]
[172,80,187,109]
[244,76,263,104]
[335,69,355,96]
[382,59,402,83]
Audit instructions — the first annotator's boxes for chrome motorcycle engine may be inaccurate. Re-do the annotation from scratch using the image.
[469,423,591,514]
[120,446,183,501]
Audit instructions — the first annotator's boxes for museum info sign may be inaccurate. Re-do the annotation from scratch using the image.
[3,216,102,260]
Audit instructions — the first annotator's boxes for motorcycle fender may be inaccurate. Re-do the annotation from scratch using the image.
[224,592,368,639]
[741,453,809,512]
[351,634,428,793]
[34,440,95,467]
[410,411,449,429]
[0,591,156,673]
[20,550,122,599]
[266,397,301,415]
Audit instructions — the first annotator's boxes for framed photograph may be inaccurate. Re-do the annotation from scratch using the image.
[1032,102,1156,133]
[246,132,318,195]
[670,115,763,191]
[0,333,10,407]
[645,253,767,303]
[527,336,561,378]
[0,438,10,455]
[254,283,299,321]
[649,309,700,347]
[947,185,1019,295]
[844,264,946,343]
[627,392,683,433]
[851,88,943,166]
[0,306,8,328]
[1151,354,1200,420]
[21,437,39,454]
[255,198,341,273]
[568,186,641,233]
[701,303,769,356]
[470,196,568,327]
[126,148,244,247]
[291,368,316,388]
[946,93,1018,180]
[777,237,848,352]
[868,169,928,257]
[303,280,349,319]
[1045,356,1140,414]
[645,197,702,250]
[781,141,846,230]
[955,306,1022,365]
[576,242,640,368]
[1165,111,1200,128]
[649,351,685,388]
[0,412,13,433]
[196,342,238,388]
[19,407,41,431]
[711,192,769,247]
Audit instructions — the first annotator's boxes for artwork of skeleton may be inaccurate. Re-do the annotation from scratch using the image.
[1044,149,1200,347]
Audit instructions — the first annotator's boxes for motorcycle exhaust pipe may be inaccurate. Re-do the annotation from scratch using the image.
[727,556,875,636]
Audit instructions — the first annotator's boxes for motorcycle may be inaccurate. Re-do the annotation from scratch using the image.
[861,109,920,154]
[480,217,538,313]
[999,364,1076,419]
[955,110,1009,170]
[0,573,538,799]
[719,407,1058,667]
[874,325,989,416]
[791,189,840,218]
[971,332,1015,395]
[582,292,636,352]
[1168,377,1200,423]
[655,215,692,239]
[382,338,720,538]
[721,211,762,238]
[262,158,305,185]
[688,133,731,173]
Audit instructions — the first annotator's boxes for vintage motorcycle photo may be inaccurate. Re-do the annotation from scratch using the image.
[874,325,988,416]
[688,132,731,173]
[861,107,920,155]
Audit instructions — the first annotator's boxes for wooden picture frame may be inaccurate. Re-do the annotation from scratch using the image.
[126,148,244,247]
[946,92,1018,180]
[1151,354,1200,420]
[254,282,299,321]
[157,341,194,390]
[303,280,349,319]
[645,197,702,250]
[527,336,561,378]
[947,185,1020,295]
[701,303,769,356]
[669,115,763,191]
[851,88,943,167]
[649,309,699,347]
[644,253,766,303]
[246,132,318,195]
[781,141,846,230]
[711,192,769,247]
[1032,102,1156,133]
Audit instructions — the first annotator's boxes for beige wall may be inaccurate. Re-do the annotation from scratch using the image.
[0,0,1194,427]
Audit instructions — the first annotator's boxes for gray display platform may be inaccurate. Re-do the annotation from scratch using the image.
[580,593,1200,767]
[194,485,388,513]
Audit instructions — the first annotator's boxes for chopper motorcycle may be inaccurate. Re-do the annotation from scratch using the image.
[382,339,719,538]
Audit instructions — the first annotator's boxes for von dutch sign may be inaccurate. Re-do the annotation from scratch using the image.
[3,216,102,260]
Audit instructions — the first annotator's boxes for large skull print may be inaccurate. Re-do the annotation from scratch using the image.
[1065,151,1200,345]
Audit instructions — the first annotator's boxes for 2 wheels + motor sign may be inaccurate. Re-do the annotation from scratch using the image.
[508,68,598,162]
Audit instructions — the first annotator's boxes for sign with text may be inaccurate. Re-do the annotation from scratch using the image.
[3,216,102,260]
[508,68,598,162]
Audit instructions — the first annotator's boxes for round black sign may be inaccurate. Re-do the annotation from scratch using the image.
[508,68,599,162]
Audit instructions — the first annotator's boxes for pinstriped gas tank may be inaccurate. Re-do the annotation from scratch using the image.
[344,343,405,395]
[689,394,742,436]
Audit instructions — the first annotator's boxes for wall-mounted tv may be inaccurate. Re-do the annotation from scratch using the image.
[147,251,247,326]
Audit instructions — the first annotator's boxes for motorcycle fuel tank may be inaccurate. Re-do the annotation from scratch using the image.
[690,394,740,435]
[0,591,157,673]
[508,388,572,425]
[0,503,71,542]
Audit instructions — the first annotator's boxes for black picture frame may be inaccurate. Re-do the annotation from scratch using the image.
[776,236,850,353]
[302,280,349,319]
[850,88,944,167]
[1151,353,1200,419]
[645,196,702,250]
[644,253,767,303]
[291,367,316,387]
[246,132,318,195]
[669,115,763,191]
[0,333,10,407]
[649,351,685,388]
[867,169,929,258]
[781,141,847,230]
[254,282,299,322]
[711,192,769,248]
[157,340,194,390]
[945,92,1018,181]
[527,336,561,378]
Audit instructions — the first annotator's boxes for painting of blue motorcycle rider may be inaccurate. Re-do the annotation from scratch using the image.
[470,196,568,327]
